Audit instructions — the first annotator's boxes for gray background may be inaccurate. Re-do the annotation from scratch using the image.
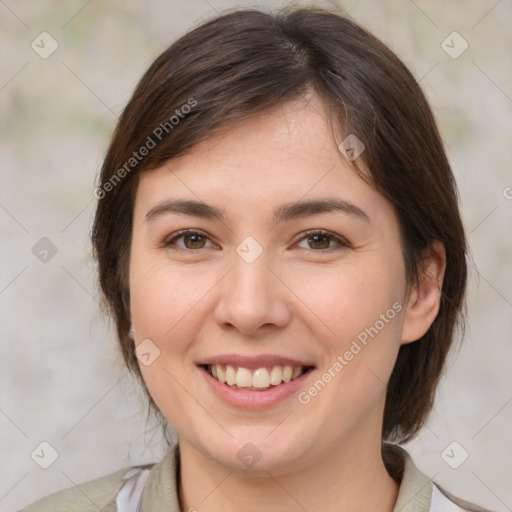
[1,1,511,511]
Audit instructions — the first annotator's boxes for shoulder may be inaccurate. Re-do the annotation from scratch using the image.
[18,462,155,512]
[433,484,496,512]
[384,443,496,512]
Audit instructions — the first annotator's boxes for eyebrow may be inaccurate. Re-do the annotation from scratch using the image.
[145,197,371,224]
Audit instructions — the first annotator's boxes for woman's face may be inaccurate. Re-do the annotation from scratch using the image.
[129,96,413,473]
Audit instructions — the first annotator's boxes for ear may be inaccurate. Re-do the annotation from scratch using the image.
[401,241,446,345]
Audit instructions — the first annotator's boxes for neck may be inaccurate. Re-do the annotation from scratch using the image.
[177,432,399,512]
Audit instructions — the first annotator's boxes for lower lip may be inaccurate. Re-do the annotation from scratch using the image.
[198,366,314,410]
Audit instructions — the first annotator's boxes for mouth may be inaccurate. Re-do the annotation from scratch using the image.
[199,364,314,391]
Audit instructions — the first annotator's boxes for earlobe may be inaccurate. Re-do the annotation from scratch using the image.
[401,241,446,345]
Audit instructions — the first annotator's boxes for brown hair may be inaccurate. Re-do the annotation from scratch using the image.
[92,5,467,443]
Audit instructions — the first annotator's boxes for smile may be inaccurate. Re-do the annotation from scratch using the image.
[204,364,308,391]
[196,354,315,409]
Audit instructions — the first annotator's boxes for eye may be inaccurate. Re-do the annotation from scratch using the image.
[162,229,349,252]
[295,230,349,251]
[163,229,216,251]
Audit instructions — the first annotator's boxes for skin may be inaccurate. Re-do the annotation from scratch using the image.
[129,94,446,512]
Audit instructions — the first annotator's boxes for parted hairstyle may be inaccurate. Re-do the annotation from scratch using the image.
[91,5,467,444]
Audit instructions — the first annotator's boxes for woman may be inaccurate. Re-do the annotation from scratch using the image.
[20,5,493,512]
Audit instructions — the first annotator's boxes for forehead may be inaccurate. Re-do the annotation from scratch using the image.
[134,98,391,225]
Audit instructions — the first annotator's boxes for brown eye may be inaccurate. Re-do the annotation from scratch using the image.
[307,234,331,249]
[182,233,206,249]
[164,230,213,251]
[296,230,349,251]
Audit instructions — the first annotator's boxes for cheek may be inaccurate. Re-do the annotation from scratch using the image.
[295,260,404,343]
[299,260,406,405]
[130,252,405,352]
[129,256,209,340]
[129,260,211,422]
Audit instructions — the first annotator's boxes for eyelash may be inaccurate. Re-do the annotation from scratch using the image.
[162,229,350,253]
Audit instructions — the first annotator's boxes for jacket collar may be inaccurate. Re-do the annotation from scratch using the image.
[387,444,433,512]
[140,444,181,510]
[140,443,433,511]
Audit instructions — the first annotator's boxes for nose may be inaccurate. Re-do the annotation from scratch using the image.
[213,248,291,336]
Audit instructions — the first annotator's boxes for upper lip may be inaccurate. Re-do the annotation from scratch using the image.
[197,354,315,370]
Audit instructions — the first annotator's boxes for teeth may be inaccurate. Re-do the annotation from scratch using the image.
[225,365,236,386]
[269,366,282,385]
[291,366,303,379]
[282,366,293,383]
[252,368,270,388]
[208,364,306,389]
[235,367,253,387]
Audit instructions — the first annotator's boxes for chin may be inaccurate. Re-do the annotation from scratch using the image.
[188,423,313,474]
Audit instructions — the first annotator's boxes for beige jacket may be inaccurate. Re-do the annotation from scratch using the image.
[19,444,493,512]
